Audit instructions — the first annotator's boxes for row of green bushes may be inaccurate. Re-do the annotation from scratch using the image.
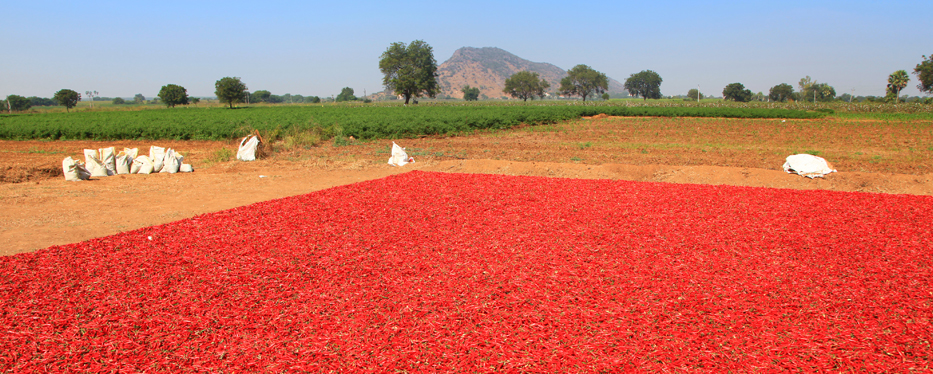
[0,104,825,141]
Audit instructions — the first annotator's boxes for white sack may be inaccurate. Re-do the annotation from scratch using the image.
[149,146,165,173]
[84,149,109,177]
[62,157,91,181]
[133,155,154,174]
[124,147,138,160]
[783,154,837,178]
[387,142,414,167]
[160,148,180,173]
[179,164,194,173]
[237,135,260,161]
[99,147,116,176]
[115,152,131,174]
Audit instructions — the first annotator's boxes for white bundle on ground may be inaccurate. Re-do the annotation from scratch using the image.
[115,151,131,174]
[132,155,154,174]
[62,157,91,181]
[179,164,194,172]
[783,154,837,178]
[150,146,166,173]
[237,135,261,161]
[387,142,414,167]
[160,148,181,173]
[99,147,116,176]
[84,149,109,177]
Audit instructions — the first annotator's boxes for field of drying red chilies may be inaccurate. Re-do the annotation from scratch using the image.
[1,171,931,372]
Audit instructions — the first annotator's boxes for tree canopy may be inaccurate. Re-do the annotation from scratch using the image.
[5,95,31,112]
[251,90,272,103]
[336,87,357,102]
[623,70,662,101]
[158,84,189,108]
[559,65,608,102]
[916,54,933,94]
[769,83,794,102]
[798,77,835,102]
[723,83,752,102]
[215,77,248,109]
[134,94,145,104]
[53,89,80,112]
[887,70,910,103]
[687,88,703,101]
[379,40,439,105]
[504,71,551,102]
[461,85,480,101]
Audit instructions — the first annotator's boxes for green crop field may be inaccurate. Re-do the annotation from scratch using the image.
[0,102,826,141]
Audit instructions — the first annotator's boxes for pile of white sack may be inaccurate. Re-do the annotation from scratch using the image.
[63,146,193,181]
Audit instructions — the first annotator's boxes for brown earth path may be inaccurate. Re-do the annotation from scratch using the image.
[2,116,932,256]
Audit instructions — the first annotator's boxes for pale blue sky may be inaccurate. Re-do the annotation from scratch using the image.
[2,0,929,99]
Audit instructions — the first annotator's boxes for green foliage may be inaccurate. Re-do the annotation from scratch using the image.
[560,65,608,102]
[915,54,933,94]
[134,94,145,104]
[503,71,551,102]
[798,76,836,102]
[5,95,31,111]
[379,40,439,105]
[251,90,272,103]
[112,97,126,105]
[461,86,480,101]
[215,77,248,108]
[190,97,201,106]
[624,70,663,100]
[886,70,910,103]
[723,83,752,102]
[0,104,823,141]
[336,87,357,102]
[158,84,189,108]
[769,83,794,102]
[53,89,80,112]
[28,97,57,106]
[687,88,703,101]
[307,96,321,104]
[601,93,610,101]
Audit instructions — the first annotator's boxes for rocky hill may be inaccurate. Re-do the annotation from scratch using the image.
[437,47,626,99]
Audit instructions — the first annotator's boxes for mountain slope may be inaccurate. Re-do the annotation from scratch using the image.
[437,47,626,99]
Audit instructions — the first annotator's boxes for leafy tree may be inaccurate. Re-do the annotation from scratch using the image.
[798,77,835,102]
[723,83,752,102]
[134,94,145,104]
[157,84,189,108]
[915,54,933,95]
[560,65,608,102]
[601,93,610,101]
[250,90,272,103]
[28,97,57,106]
[215,77,248,109]
[769,83,794,102]
[886,70,910,103]
[336,87,357,102]
[379,40,439,105]
[623,70,662,101]
[687,88,703,101]
[461,85,480,101]
[53,89,80,112]
[6,95,31,111]
[504,71,551,102]
[112,97,125,105]
[306,96,321,104]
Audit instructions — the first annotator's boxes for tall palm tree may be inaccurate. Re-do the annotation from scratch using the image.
[887,70,910,103]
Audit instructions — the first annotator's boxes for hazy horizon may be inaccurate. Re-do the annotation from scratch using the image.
[2,0,930,100]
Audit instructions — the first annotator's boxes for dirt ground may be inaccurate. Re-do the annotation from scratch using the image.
[3,116,932,256]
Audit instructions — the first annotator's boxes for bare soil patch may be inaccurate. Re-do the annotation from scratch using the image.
[3,116,931,255]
